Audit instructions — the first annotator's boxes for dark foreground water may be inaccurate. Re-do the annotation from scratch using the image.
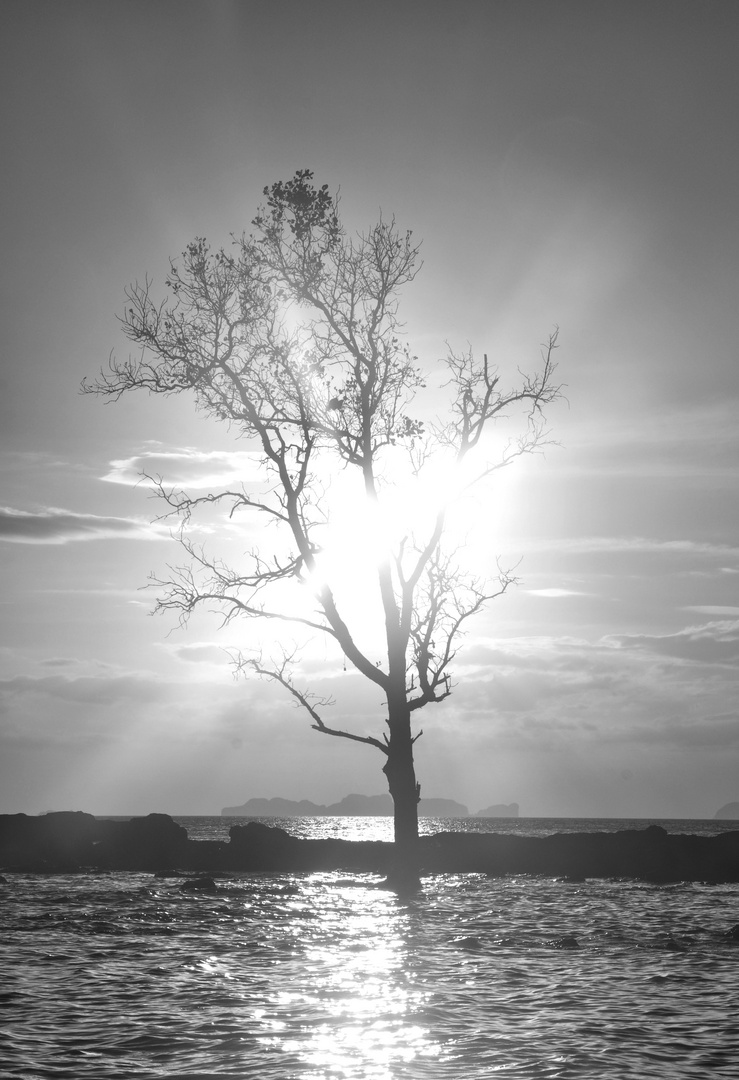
[2,819,738,1079]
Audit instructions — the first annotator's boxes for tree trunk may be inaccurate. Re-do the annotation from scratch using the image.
[382,695,421,889]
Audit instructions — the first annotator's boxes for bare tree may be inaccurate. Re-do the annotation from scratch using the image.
[84,170,561,882]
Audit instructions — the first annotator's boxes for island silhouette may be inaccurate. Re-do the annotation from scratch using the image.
[222,794,520,818]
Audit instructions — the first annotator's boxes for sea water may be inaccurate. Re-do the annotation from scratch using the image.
[189,815,739,843]
[1,818,738,1079]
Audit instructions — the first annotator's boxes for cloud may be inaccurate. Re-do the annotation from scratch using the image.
[164,643,231,665]
[102,448,263,489]
[523,536,739,560]
[608,619,739,665]
[621,711,739,750]
[525,588,586,598]
[34,657,119,673]
[0,667,291,755]
[685,606,739,616]
[561,403,739,478]
[435,622,739,764]
[0,672,169,706]
[0,507,168,544]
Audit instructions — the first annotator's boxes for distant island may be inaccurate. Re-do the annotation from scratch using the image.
[222,794,470,817]
[222,794,521,818]
[715,802,739,819]
[476,802,519,818]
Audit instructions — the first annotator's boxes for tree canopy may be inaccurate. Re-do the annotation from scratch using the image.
[85,169,561,878]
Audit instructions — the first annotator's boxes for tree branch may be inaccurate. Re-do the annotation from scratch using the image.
[239,650,388,754]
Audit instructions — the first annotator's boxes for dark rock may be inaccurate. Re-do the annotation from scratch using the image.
[177,839,228,873]
[417,825,739,882]
[227,820,297,869]
[95,814,189,871]
[0,811,103,870]
[2,814,738,882]
[660,935,687,951]
[180,875,218,892]
[228,820,391,873]
[0,812,188,872]
[453,935,484,950]
[547,935,580,949]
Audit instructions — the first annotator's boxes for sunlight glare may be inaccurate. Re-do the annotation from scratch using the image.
[307,439,500,607]
[255,876,442,1078]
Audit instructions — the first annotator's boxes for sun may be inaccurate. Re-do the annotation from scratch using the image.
[224,429,524,665]
[302,440,502,631]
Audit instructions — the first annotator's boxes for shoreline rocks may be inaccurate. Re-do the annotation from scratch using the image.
[1,812,738,882]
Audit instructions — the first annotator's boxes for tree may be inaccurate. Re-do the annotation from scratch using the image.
[85,170,560,884]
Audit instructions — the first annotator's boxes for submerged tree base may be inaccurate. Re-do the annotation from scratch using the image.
[379,850,423,894]
[2,814,739,884]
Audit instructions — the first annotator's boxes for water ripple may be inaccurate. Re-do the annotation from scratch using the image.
[1,872,737,1078]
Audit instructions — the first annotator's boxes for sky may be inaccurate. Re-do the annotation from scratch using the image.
[1,0,738,818]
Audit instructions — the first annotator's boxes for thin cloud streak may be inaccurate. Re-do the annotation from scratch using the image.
[685,606,739,616]
[520,536,739,560]
[102,448,263,489]
[0,507,168,544]
[525,588,587,598]
[607,620,739,666]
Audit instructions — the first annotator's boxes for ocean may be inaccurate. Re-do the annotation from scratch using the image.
[2,817,738,1079]
[192,814,739,843]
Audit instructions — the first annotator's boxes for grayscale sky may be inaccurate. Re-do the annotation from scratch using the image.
[1,0,738,817]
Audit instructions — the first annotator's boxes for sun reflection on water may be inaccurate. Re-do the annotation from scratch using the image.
[254,876,443,1078]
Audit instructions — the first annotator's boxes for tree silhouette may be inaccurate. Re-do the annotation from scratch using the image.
[85,170,561,884]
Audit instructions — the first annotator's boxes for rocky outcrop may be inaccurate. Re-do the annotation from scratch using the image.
[227,820,390,873]
[715,802,739,819]
[419,825,739,881]
[0,812,188,872]
[2,813,738,883]
[94,814,189,870]
[476,802,519,817]
[0,811,102,869]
